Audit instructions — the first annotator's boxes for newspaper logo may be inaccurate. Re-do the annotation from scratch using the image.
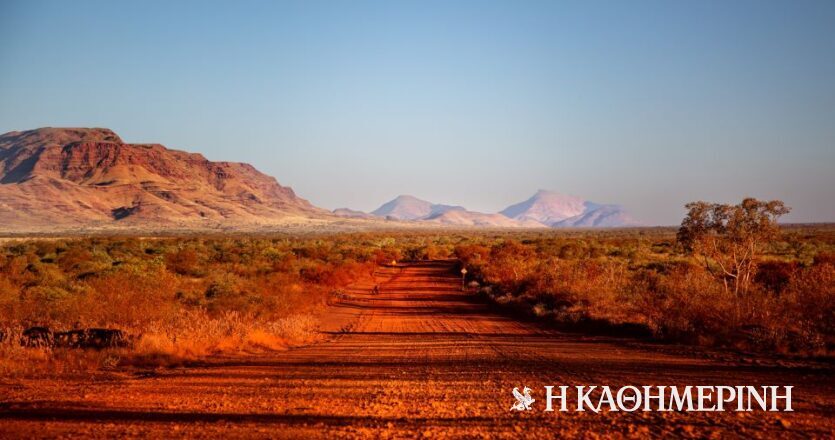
[511,386,535,411]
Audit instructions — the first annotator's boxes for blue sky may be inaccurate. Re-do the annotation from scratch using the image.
[1,0,833,224]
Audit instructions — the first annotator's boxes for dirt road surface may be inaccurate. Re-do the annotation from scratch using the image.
[1,261,833,438]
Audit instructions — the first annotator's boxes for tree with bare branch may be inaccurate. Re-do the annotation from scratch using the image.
[677,198,790,297]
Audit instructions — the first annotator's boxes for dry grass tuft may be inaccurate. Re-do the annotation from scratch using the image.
[123,310,322,367]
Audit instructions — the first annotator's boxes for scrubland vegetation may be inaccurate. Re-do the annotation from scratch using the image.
[0,236,383,373]
[0,200,833,375]
[455,201,834,354]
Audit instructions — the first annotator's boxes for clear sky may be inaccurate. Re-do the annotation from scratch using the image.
[1,0,833,225]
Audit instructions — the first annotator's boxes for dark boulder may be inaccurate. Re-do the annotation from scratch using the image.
[20,326,53,347]
[82,328,128,349]
[53,329,87,348]
[54,328,128,349]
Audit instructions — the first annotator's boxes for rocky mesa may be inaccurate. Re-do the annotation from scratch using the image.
[0,127,324,231]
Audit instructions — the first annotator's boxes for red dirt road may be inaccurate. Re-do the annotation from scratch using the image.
[1,261,833,438]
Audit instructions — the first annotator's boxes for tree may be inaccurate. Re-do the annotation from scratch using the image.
[677,198,790,297]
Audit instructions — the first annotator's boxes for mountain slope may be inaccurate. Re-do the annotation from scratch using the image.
[423,210,545,227]
[348,191,637,228]
[0,127,323,230]
[359,195,546,227]
[551,204,639,227]
[370,195,463,220]
[332,208,376,219]
[499,190,588,224]
[500,190,639,227]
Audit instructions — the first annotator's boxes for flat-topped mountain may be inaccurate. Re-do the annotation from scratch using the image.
[0,127,323,230]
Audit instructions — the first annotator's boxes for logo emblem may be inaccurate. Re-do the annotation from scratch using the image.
[511,386,535,411]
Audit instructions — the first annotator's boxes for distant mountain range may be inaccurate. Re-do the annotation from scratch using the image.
[0,127,640,231]
[335,190,640,228]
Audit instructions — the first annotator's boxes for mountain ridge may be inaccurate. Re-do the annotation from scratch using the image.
[0,127,324,230]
